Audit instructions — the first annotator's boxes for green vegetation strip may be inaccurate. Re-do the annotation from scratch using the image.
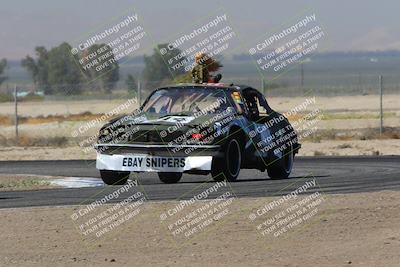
[0,179,50,189]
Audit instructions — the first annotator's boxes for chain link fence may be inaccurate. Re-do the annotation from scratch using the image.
[0,74,399,147]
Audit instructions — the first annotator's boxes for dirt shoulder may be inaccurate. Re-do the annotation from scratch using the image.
[1,190,399,266]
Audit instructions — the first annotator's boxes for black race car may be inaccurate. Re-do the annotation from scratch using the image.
[95,83,300,184]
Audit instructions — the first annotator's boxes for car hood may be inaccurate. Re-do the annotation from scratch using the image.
[108,111,230,128]
[99,110,236,144]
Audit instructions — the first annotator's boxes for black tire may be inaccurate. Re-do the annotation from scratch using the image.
[267,143,294,179]
[211,138,242,182]
[158,172,182,184]
[100,170,130,185]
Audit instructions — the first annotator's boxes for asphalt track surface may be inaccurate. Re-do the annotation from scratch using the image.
[0,156,399,208]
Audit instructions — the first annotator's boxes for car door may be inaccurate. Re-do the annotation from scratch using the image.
[241,89,275,160]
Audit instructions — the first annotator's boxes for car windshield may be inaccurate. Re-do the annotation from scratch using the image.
[142,87,235,114]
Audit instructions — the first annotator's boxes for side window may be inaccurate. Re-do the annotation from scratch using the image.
[257,92,274,116]
[242,89,273,121]
[255,96,268,116]
[242,92,259,121]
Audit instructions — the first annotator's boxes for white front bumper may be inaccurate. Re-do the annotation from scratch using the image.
[96,153,213,172]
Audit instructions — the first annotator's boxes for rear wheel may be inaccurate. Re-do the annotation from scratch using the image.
[211,138,242,182]
[267,143,294,179]
[100,170,130,185]
[158,172,182,184]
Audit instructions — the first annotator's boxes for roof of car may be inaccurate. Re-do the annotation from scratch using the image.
[161,83,254,91]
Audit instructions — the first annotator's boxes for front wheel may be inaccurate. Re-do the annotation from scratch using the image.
[100,170,130,185]
[211,138,242,182]
[158,172,182,184]
[267,143,294,179]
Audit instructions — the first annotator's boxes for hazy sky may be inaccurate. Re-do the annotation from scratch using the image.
[1,0,400,59]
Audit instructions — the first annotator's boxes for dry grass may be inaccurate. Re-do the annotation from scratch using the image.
[0,115,13,125]
[0,112,119,126]
[336,143,353,149]
[320,112,397,120]
[0,134,69,147]
[302,127,400,142]
[286,112,397,122]
[313,150,326,156]
[18,135,69,147]
[0,109,397,127]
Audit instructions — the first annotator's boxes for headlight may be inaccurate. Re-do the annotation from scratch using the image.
[102,128,110,136]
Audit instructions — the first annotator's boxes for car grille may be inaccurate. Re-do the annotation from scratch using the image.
[99,125,197,145]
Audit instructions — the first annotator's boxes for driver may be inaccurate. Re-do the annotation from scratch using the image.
[158,96,172,114]
[191,52,222,84]
[191,52,209,83]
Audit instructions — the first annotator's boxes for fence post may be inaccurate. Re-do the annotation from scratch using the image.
[137,79,141,106]
[300,62,304,89]
[261,78,265,95]
[14,84,19,144]
[379,75,383,136]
